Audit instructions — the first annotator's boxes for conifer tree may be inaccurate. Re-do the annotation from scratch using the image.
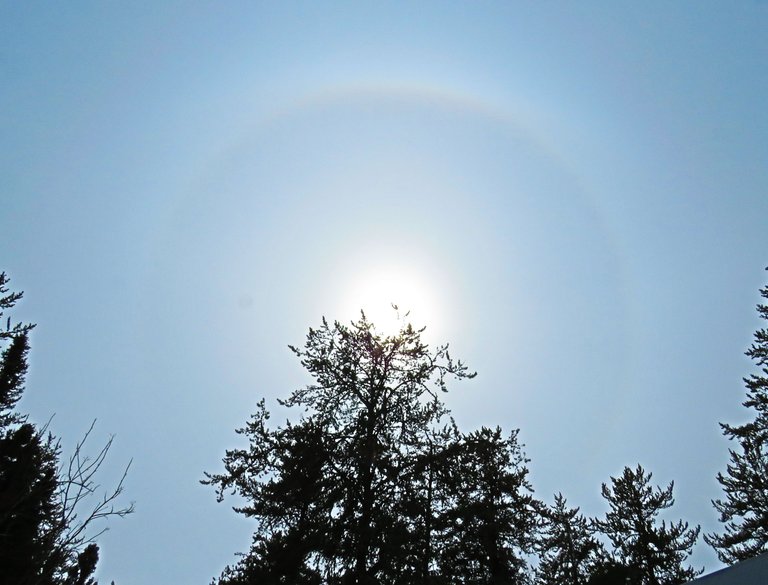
[0,420,66,585]
[0,273,132,585]
[0,273,34,427]
[383,422,455,585]
[210,414,332,585]
[536,493,605,585]
[706,278,768,563]
[204,315,476,584]
[436,427,540,585]
[0,272,63,585]
[593,465,700,585]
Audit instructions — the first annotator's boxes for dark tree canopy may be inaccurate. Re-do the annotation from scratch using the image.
[435,426,539,585]
[0,272,132,585]
[592,465,700,585]
[536,493,605,585]
[0,273,34,427]
[205,314,542,584]
[585,561,643,585]
[706,279,768,564]
[0,421,65,585]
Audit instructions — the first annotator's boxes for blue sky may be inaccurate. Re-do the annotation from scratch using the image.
[2,3,767,583]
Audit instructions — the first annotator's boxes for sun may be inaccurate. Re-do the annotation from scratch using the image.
[337,264,440,338]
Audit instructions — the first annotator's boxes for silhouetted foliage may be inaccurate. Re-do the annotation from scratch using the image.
[592,465,700,585]
[0,421,64,585]
[585,560,642,585]
[436,426,540,585]
[0,273,132,585]
[205,314,542,584]
[0,273,34,427]
[65,544,99,585]
[536,493,606,585]
[706,277,768,563]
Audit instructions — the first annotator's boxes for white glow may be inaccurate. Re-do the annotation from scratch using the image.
[337,264,441,338]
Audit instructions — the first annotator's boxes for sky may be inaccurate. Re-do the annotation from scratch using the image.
[2,2,768,583]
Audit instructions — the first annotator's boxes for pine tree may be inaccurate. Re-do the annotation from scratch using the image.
[382,422,455,585]
[0,272,35,427]
[204,314,476,584]
[593,465,700,585]
[0,273,132,585]
[436,427,540,585]
[0,421,66,585]
[536,493,605,585]
[0,273,64,585]
[211,413,332,585]
[706,278,768,563]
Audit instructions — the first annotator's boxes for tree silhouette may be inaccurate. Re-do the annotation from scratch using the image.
[0,272,132,585]
[210,413,331,585]
[436,427,540,585]
[706,277,768,563]
[0,420,65,585]
[536,493,605,585]
[205,314,549,584]
[592,465,700,585]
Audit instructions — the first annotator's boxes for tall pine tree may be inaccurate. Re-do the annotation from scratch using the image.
[536,493,605,585]
[204,315,476,584]
[436,427,540,585]
[593,465,700,585]
[0,272,132,585]
[0,272,64,585]
[706,277,768,563]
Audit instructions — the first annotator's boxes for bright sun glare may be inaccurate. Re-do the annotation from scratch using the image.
[338,265,440,337]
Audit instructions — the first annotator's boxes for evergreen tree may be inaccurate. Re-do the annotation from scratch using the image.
[593,465,700,585]
[204,315,476,584]
[536,493,605,585]
[436,427,540,585]
[0,420,66,585]
[706,278,768,563]
[0,272,63,585]
[381,422,454,585]
[0,272,34,427]
[0,273,132,585]
[211,413,332,585]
